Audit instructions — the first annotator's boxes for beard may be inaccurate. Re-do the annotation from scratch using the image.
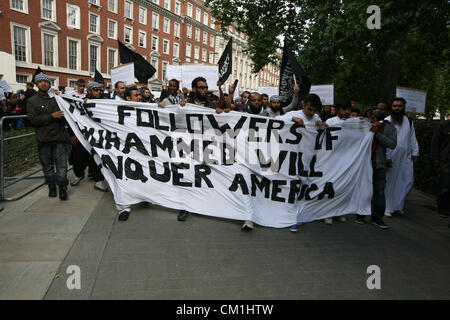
[195,91,207,102]
[391,109,405,123]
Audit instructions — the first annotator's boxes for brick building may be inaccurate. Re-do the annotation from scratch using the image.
[0,0,278,93]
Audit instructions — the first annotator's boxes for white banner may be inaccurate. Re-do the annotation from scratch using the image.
[56,96,374,228]
[396,86,427,114]
[310,84,334,106]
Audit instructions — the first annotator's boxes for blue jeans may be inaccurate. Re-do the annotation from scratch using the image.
[371,167,386,220]
[37,141,70,187]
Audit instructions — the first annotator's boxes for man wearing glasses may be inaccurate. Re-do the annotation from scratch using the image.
[67,78,86,99]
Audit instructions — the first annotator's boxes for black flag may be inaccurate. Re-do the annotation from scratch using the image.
[279,41,311,105]
[218,38,232,84]
[94,68,105,84]
[118,40,156,83]
[32,66,45,84]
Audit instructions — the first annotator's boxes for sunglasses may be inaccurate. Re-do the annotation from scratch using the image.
[196,86,208,90]
[92,88,101,91]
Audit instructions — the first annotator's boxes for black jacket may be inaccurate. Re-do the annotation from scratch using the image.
[431,120,450,162]
[26,92,68,143]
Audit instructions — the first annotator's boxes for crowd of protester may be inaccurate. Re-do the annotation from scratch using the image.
[1,72,448,230]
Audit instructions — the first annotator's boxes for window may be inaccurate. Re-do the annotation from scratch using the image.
[151,35,159,51]
[203,13,208,25]
[42,0,55,21]
[67,38,80,70]
[163,18,170,34]
[164,0,170,10]
[163,39,169,54]
[203,32,208,45]
[195,28,200,41]
[210,35,214,47]
[173,43,179,58]
[124,25,133,43]
[89,44,100,72]
[68,79,78,88]
[16,74,29,84]
[196,8,201,21]
[139,6,147,24]
[11,0,28,14]
[175,1,181,15]
[162,61,168,80]
[151,58,158,79]
[186,24,192,38]
[108,48,118,74]
[138,30,146,48]
[211,18,215,28]
[89,0,99,5]
[186,43,191,57]
[47,76,57,87]
[152,0,159,4]
[108,19,117,39]
[209,51,214,64]
[42,33,56,66]
[89,13,99,34]
[174,23,180,38]
[12,24,29,62]
[108,0,117,13]
[194,46,199,60]
[67,4,80,29]
[152,13,159,29]
[202,48,207,62]
[187,3,193,17]
[124,0,133,19]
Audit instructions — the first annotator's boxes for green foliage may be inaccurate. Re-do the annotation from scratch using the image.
[206,0,449,114]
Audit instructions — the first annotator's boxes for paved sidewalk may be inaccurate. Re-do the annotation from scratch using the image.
[1,180,449,299]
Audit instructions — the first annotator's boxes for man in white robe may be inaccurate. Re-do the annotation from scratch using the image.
[384,97,419,216]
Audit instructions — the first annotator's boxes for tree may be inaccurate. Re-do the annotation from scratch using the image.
[206,0,449,114]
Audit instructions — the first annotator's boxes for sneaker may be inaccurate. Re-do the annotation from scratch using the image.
[385,212,392,217]
[94,180,108,192]
[118,208,131,221]
[371,218,389,229]
[177,210,188,221]
[324,218,333,225]
[70,176,84,186]
[59,187,68,201]
[48,184,57,197]
[337,216,347,223]
[393,210,404,216]
[241,220,254,231]
[289,224,298,232]
[355,216,366,225]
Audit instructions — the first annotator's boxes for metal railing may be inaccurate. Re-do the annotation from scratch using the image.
[0,115,44,201]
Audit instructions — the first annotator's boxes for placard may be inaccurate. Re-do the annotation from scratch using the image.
[396,87,427,114]
[310,84,334,106]
[111,63,135,86]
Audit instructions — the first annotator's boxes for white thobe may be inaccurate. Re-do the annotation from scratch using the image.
[384,115,419,213]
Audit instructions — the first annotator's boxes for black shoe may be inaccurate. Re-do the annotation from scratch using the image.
[177,210,188,221]
[59,187,68,200]
[48,184,57,197]
[355,216,366,225]
[118,209,130,221]
[371,218,389,229]
[438,210,450,218]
